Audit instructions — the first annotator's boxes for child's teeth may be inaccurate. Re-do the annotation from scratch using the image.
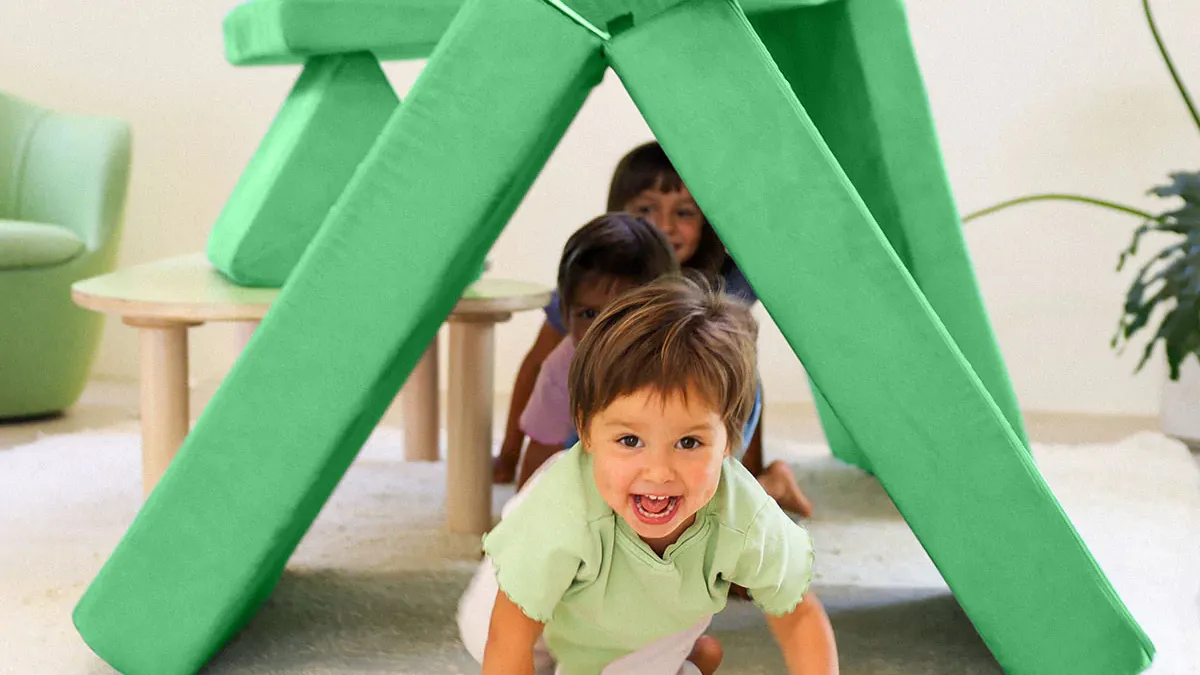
[635,495,678,519]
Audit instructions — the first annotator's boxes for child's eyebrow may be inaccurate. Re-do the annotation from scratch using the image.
[600,419,711,436]
[600,418,645,430]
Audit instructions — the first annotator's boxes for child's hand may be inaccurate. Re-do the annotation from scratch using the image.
[764,591,838,675]
[482,589,545,675]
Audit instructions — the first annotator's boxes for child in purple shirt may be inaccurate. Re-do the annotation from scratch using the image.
[518,337,576,451]
[514,212,681,486]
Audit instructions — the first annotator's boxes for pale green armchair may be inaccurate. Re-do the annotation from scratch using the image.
[0,91,132,420]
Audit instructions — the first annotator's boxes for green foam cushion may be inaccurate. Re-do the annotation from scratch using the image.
[221,0,830,66]
[608,0,1153,673]
[747,0,1033,471]
[751,0,1031,471]
[205,51,398,287]
[0,220,85,269]
[72,0,605,672]
[222,0,466,65]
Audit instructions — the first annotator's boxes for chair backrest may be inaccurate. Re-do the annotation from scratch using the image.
[0,91,132,252]
[0,92,48,221]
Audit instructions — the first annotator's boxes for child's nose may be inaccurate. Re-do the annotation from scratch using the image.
[641,450,676,482]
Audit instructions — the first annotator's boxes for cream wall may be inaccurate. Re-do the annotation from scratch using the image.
[2,0,1196,416]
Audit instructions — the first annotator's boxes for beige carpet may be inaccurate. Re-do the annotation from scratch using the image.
[1,425,1197,674]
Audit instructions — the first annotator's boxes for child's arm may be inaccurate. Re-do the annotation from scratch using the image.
[516,439,567,488]
[764,591,838,675]
[482,588,546,675]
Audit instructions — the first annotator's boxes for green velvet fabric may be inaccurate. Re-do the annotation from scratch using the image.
[213,0,839,290]
[71,0,606,672]
[748,0,1031,471]
[607,0,1152,673]
[74,0,1154,673]
[0,220,85,269]
[214,0,845,290]
[223,0,464,65]
[206,51,398,287]
[221,0,832,65]
[0,92,132,420]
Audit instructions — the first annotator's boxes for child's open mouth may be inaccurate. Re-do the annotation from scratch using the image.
[631,494,681,525]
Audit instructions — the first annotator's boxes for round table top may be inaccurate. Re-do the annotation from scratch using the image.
[71,253,551,323]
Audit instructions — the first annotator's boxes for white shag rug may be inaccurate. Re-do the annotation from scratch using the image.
[1,425,1198,674]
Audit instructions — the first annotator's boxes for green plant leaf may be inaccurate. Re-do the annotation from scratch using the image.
[1149,171,1200,203]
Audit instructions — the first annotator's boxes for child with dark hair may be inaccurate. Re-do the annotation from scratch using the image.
[513,211,681,487]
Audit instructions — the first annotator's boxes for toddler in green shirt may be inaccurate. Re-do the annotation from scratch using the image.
[457,274,838,674]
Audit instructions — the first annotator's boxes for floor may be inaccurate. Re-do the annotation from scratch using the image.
[0,378,1166,452]
[3,380,1194,675]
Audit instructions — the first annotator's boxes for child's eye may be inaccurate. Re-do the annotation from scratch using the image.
[677,209,698,219]
[618,435,642,448]
[677,436,703,450]
[578,308,599,319]
[632,205,654,215]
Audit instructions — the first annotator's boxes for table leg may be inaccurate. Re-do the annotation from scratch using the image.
[126,319,194,498]
[446,317,498,534]
[402,336,440,462]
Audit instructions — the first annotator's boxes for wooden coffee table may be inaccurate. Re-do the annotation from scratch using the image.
[72,253,550,534]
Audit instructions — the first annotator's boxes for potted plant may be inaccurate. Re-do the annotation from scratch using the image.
[961,0,1200,450]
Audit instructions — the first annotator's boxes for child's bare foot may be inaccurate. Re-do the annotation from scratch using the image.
[493,454,518,484]
[757,460,814,518]
[687,635,723,675]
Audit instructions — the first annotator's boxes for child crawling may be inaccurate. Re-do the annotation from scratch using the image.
[457,274,838,674]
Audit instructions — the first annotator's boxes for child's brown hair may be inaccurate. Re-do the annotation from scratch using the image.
[557,212,680,328]
[606,141,726,279]
[569,272,758,454]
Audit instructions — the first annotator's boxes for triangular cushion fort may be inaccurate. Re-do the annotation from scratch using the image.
[205,52,398,286]
[607,0,1151,672]
[74,0,1153,674]
[72,2,605,672]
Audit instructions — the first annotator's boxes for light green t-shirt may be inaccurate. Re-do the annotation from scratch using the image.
[481,443,815,675]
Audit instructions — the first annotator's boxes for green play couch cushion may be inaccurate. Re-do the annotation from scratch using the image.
[221,0,832,66]
[72,0,606,672]
[223,0,465,65]
[205,51,398,287]
[0,220,85,269]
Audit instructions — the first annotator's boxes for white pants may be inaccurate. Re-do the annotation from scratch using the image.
[457,452,708,675]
